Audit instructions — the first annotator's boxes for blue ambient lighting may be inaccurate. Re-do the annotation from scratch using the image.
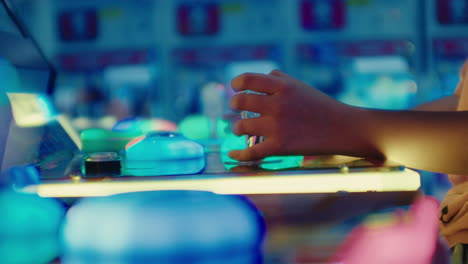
[0,189,65,264]
[62,191,265,263]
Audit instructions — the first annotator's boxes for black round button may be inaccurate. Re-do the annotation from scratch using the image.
[84,152,121,177]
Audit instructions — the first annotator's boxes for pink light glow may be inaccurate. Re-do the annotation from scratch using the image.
[151,118,178,132]
[331,196,441,264]
[125,135,146,150]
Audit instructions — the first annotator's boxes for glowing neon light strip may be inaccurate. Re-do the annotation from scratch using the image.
[24,169,420,198]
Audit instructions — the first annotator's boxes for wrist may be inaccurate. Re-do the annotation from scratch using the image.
[338,104,384,160]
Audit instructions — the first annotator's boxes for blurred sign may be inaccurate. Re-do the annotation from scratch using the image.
[437,0,468,25]
[56,1,155,49]
[301,0,346,31]
[432,38,468,95]
[58,9,98,42]
[177,3,220,36]
[433,38,468,57]
[172,45,280,66]
[57,49,154,71]
[298,40,414,60]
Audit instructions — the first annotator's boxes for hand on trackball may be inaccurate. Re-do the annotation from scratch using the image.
[228,70,355,161]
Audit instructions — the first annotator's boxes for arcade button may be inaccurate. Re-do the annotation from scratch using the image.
[124,131,205,176]
[179,114,229,141]
[83,152,121,178]
[61,190,265,264]
[0,189,65,264]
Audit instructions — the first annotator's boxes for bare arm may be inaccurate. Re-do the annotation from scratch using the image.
[229,70,468,174]
[353,107,468,174]
[412,95,459,112]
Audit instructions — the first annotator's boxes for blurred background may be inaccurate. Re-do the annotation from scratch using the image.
[10,0,468,127]
[1,1,465,263]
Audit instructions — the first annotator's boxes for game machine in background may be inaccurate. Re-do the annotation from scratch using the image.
[168,0,284,145]
[51,0,162,131]
[295,0,420,110]
[421,0,468,201]
[286,0,422,261]
[427,0,468,98]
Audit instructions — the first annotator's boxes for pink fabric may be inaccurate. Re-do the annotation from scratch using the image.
[331,196,440,264]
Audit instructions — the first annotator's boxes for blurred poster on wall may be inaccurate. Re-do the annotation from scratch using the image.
[177,3,220,36]
[437,0,468,25]
[58,9,98,42]
[300,0,346,31]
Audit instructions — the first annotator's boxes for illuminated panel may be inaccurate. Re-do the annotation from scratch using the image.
[7,93,56,127]
[25,169,420,198]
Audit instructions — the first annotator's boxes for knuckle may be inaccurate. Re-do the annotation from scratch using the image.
[240,73,255,87]
[269,69,281,76]
[232,73,252,90]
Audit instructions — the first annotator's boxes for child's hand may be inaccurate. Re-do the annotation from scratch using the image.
[228,70,363,161]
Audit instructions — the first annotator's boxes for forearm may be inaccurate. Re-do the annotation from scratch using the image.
[228,70,468,173]
[350,107,468,174]
[412,95,459,111]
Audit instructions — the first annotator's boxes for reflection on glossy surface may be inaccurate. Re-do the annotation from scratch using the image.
[124,131,205,176]
[7,93,56,127]
[220,133,303,170]
[113,117,178,133]
[0,189,64,264]
[62,191,264,264]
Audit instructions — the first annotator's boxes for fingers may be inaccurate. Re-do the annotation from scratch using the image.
[231,72,285,95]
[269,69,288,77]
[228,141,272,161]
[229,92,271,114]
[232,117,267,136]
